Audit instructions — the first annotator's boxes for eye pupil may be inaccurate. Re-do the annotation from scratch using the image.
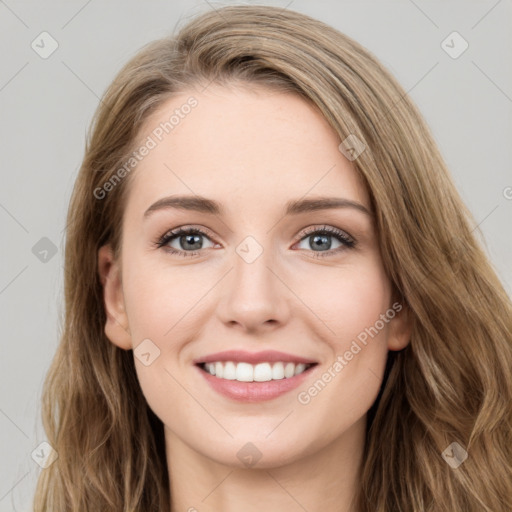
[182,234,202,250]
[311,234,331,251]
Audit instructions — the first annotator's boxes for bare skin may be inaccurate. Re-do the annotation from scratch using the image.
[98,83,412,512]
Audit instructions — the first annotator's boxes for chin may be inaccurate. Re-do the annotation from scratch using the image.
[196,433,315,470]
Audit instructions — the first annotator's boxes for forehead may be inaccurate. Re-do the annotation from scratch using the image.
[125,84,369,218]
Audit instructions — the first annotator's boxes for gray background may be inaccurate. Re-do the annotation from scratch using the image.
[1,1,511,509]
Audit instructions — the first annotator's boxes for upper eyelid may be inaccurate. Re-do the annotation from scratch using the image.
[157,224,216,242]
[299,225,354,241]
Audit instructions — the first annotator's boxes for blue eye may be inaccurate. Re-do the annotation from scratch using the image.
[155,224,356,258]
[294,225,356,258]
[156,227,215,257]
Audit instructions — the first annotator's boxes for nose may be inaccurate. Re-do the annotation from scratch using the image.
[215,245,291,333]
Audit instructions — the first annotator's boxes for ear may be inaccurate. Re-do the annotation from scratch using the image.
[97,244,132,350]
[387,301,413,351]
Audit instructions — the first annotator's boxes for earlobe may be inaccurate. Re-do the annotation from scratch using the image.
[387,303,413,351]
[97,245,132,350]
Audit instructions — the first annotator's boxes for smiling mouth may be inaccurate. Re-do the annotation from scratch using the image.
[197,361,318,382]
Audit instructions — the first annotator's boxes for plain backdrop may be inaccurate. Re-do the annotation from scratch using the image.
[0,1,511,509]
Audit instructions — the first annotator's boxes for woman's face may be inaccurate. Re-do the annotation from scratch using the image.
[99,83,411,469]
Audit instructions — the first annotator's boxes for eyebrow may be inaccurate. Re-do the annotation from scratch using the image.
[143,195,372,218]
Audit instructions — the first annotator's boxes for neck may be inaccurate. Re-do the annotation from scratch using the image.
[165,416,366,512]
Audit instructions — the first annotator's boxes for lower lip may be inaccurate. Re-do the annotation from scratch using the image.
[195,364,317,402]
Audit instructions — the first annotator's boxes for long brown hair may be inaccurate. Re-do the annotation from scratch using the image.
[34,5,512,511]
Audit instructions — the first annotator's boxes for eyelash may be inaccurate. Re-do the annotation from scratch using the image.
[154,224,356,259]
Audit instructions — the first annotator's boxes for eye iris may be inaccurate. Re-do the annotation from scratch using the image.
[181,233,202,250]
[311,234,331,251]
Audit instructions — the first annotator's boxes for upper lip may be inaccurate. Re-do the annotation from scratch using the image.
[194,350,318,365]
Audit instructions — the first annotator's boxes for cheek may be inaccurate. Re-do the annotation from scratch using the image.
[121,257,208,343]
[292,260,392,415]
[295,258,391,344]
[121,260,201,430]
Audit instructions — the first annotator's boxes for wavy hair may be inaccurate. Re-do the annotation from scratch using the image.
[34,5,512,511]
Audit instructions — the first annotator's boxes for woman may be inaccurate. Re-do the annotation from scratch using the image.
[34,5,512,511]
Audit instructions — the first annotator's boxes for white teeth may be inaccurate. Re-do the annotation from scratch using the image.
[284,362,295,378]
[235,362,253,382]
[272,362,285,380]
[294,363,306,375]
[254,363,272,382]
[203,361,312,382]
[223,361,236,380]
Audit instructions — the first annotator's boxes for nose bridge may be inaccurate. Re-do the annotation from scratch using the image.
[216,234,289,330]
